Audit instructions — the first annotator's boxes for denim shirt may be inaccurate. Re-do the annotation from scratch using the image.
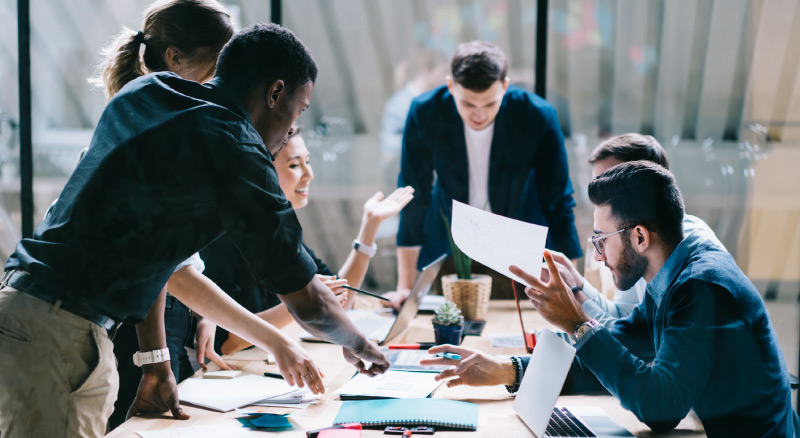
[568,236,799,437]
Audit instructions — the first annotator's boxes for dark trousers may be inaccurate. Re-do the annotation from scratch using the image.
[108,294,196,430]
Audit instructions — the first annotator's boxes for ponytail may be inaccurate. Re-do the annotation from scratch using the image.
[89,27,148,101]
[89,0,233,102]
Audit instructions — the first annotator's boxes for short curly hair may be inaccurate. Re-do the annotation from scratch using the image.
[216,23,318,96]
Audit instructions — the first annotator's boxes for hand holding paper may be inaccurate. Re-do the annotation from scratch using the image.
[450,201,548,285]
[510,251,589,333]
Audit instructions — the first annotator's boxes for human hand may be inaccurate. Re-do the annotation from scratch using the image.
[511,250,590,334]
[419,345,517,387]
[195,318,234,371]
[539,250,585,290]
[126,362,190,421]
[317,275,348,307]
[342,339,390,376]
[269,335,326,394]
[362,186,414,223]
[380,289,408,311]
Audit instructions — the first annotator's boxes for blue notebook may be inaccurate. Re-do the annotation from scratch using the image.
[333,398,478,430]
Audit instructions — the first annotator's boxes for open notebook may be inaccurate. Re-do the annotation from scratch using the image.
[333,398,478,430]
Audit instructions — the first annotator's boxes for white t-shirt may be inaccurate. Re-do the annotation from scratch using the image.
[464,122,495,212]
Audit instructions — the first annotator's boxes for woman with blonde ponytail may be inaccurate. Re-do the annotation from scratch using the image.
[91,0,233,101]
[98,0,238,431]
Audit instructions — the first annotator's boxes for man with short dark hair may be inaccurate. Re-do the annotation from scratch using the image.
[425,161,798,437]
[391,41,581,303]
[544,133,725,328]
[0,23,387,438]
[512,162,798,437]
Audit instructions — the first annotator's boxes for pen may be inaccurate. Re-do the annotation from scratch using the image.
[342,284,391,302]
[433,352,462,360]
[387,343,436,350]
[263,372,284,379]
[403,429,413,437]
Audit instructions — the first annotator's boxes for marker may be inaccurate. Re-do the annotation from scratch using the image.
[387,343,436,350]
[342,284,391,302]
[433,352,461,360]
[263,372,284,379]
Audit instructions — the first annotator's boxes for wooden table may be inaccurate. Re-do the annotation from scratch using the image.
[108,301,705,437]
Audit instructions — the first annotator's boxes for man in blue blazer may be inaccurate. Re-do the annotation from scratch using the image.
[390,41,581,303]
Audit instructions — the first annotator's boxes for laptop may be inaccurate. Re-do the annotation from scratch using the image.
[513,329,634,437]
[300,254,446,345]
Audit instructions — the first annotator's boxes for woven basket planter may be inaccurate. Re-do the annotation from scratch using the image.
[441,274,492,321]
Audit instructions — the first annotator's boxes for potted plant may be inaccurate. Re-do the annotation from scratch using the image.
[440,211,492,320]
[432,300,464,345]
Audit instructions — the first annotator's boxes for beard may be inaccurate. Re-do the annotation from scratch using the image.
[610,238,648,291]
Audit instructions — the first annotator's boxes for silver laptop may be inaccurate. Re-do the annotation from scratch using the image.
[300,254,446,345]
[514,329,634,437]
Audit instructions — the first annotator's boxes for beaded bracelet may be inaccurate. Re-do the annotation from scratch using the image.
[505,356,524,394]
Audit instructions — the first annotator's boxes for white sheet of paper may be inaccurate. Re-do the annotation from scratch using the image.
[451,200,548,286]
[336,370,441,399]
[489,333,526,348]
[178,374,296,412]
[137,422,260,437]
[221,347,275,363]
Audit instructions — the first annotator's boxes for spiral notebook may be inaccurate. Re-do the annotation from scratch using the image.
[333,398,478,430]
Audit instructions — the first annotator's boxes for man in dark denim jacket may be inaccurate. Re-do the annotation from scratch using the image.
[511,161,799,437]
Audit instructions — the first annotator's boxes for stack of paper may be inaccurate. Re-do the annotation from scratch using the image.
[178,374,297,412]
[384,348,450,372]
[336,370,442,400]
[253,387,318,409]
[221,346,275,363]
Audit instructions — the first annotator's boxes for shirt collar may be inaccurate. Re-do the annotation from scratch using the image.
[205,77,252,124]
[645,238,692,307]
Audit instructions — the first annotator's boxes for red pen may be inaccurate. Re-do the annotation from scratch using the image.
[306,423,362,438]
[387,343,435,350]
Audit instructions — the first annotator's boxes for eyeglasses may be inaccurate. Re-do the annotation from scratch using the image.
[589,228,629,255]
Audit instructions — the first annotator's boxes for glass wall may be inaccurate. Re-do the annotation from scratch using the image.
[1,0,798,301]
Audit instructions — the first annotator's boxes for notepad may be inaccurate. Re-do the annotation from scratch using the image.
[336,370,442,400]
[178,374,297,412]
[333,398,478,430]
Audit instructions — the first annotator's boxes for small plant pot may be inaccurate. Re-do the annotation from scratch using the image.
[441,274,492,321]
[433,322,463,346]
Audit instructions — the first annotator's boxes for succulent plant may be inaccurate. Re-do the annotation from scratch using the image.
[433,301,464,326]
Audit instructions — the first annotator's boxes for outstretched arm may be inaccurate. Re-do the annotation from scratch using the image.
[339,186,414,308]
[167,266,326,393]
[128,286,189,421]
[280,275,389,376]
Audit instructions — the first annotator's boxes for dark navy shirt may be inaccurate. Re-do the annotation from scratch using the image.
[524,234,799,437]
[5,72,317,323]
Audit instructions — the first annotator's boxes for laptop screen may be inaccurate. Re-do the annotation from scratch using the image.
[381,254,447,344]
[513,329,577,437]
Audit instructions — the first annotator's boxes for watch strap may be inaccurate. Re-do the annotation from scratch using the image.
[132,347,170,367]
[352,239,377,258]
[572,319,599,345]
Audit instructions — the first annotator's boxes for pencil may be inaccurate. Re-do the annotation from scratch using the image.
[342,284,391,302]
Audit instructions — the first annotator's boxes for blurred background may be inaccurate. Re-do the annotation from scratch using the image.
[1,0,798,382]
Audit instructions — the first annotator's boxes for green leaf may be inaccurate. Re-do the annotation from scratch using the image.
[440,208,471,279]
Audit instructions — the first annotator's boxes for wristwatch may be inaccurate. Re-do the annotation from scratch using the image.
[571,319,599,345]
[352,239,377,258]
[132,348,170,367]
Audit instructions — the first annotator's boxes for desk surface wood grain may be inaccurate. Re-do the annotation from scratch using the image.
[107,300,705,437]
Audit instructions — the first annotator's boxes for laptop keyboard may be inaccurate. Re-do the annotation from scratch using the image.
[544,407,596,437]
